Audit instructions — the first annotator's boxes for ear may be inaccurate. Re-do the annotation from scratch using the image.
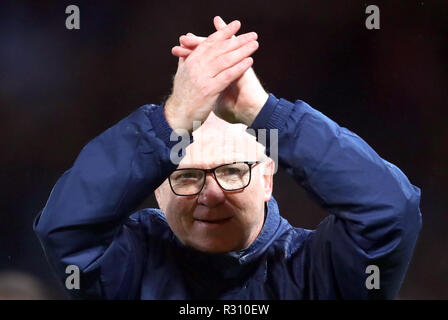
[261,159,274,202]
[154,182,166,211]
[155,187,162,209]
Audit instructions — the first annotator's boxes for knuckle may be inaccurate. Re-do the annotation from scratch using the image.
[245,41,257,52]
[242,42,257,56]
[204,36,214,45]
[222,70,233,82]
[200,41,213,52]
[241,33,252,43]
[227,51,239,64]
[199,83,212,97]
[216,54,228,67]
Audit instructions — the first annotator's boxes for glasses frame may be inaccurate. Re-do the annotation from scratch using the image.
[168,161,261,196]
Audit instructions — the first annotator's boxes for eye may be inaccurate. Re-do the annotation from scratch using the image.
[217,163,248,177]
[172,170,202,182]
[181,172,195,178]
[224,167,242,175]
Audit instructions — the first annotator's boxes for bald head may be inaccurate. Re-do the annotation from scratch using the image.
[180,112,267,168]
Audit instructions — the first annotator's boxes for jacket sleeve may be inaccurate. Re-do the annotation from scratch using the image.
[33,104,186,299]
[249,94,422,299]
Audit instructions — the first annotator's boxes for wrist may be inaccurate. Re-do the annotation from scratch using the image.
[164,96,193,133]
[240,91,269,126]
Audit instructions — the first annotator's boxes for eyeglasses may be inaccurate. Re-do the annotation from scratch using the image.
[168,161,261,196]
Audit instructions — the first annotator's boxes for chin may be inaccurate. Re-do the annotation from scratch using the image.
[189,239,238,254]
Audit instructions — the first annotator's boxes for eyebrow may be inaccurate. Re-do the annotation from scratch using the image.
[176,161,260,170]
[177,163,226,170]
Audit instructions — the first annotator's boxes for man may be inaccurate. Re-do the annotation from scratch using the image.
[34,17,422,299]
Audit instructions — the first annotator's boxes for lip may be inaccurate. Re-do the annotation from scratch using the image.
[194,217,233,225]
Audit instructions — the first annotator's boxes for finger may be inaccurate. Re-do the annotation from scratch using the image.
[211,40,258,76]
[207,19,241,42]
[182,32,255,52]
[172,46,193,57]
[213,16,237,43]
[222,32,257,53]
[212,57,253,92]
[186,32,206,41]
[213,16,227,31]
[179,34,206,48]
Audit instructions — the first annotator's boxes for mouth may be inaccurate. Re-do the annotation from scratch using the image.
[194,217,233,225]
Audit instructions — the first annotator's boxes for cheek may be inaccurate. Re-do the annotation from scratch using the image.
[231,186,264,221]
[246,174,266,203]
[246,178,267,216]
[165,198,196,231]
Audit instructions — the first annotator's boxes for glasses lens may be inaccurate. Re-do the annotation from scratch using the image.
[215,162,251,190]
[170,169,204,195]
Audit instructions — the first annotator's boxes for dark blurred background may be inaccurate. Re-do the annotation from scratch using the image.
[0,0,446,299]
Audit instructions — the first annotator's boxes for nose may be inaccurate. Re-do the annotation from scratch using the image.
[197,174,226,207]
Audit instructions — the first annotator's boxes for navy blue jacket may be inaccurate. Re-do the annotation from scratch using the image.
[34,94,422,299]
